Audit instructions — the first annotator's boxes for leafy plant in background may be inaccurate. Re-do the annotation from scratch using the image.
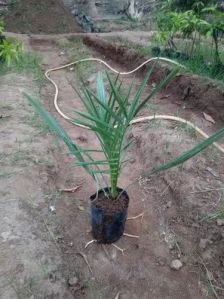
[200,5,224,68]
[0,18,21,66]
[24,63,224,243]
[0,39,21,66]
[154,1,224,79]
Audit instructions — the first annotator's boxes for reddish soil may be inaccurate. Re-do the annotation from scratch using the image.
[1,33,224,299]
[92,189,129,213]
[3,0,82,34]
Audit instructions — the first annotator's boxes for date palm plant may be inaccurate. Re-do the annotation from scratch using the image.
[24,64,224,243]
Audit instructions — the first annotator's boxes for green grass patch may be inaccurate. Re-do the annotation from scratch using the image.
[164,39,224,81]
[0,51,45,85]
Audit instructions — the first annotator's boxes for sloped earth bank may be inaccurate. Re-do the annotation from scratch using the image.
[0,34,224,299]
[3,0,82,34]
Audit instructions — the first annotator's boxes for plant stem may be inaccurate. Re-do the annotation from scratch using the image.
[213,29,222,66]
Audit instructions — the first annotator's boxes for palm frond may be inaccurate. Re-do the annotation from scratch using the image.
[147,127,224,175]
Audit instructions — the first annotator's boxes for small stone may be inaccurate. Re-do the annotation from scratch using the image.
[78,205,85,211]
[77,135,87,142]
[170,259,183,270]
[68,276,78,287]
[49,205,56,213]
[166,201,172,208]
[129,158,136,164]
[216,219,224,226]
[86,73,97,84]
[151,82,156,88]
[59,51,65,56]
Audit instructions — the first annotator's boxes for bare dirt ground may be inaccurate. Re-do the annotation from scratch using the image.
[1,33,224,299]
[3,0,81,34]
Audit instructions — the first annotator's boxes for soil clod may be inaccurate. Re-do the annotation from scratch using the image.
[170,259,183,271]
[68,276,79,287]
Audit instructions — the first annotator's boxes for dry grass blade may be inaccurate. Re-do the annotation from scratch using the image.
[123,233,140,238]
[77,252,93,275]
[112,244,126,255]
[60,185,81,193]
[85,239,97,249]
[200,259,221,299]
[115,292,120,299]
[127,212,144,221]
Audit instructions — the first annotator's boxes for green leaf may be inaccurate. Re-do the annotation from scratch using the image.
[129,64,156,118]
[97,72,106,104]
[106,72,128,118]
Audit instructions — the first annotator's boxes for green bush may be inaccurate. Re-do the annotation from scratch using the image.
[154,2,224,80]
[0,18,21,66]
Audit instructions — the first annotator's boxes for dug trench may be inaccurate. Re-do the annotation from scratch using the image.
[83,35,224,125]
[1,33,224,298]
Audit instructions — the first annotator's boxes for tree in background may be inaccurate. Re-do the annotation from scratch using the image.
[155,0,224,74]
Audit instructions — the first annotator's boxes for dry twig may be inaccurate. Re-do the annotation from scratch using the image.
[115,292,120,299]
[112,244,126,255]
[77,252,93,275]
[123,233,140,238]
[85,239,97,249]
[127,212,144,221]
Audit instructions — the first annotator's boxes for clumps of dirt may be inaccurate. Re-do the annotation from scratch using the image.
[90,188,129,213]
[3,0,82,34]
[83,36,224,125]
